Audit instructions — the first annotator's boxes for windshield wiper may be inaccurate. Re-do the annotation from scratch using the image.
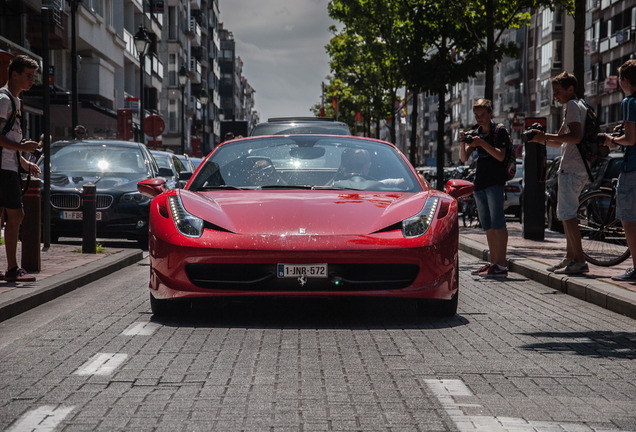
[194,185,244,191]
[259,185,364,191]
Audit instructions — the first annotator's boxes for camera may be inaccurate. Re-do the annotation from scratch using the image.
[595,124,625,144]
[521,123,545,144]
[463,131,479,144]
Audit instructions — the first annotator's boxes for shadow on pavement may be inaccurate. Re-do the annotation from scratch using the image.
[147,297,471,331]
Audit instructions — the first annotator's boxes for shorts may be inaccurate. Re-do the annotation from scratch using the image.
[557,171,587,221]
[616,170,636,222]
[474,184,506,231]
[0,169,23,209]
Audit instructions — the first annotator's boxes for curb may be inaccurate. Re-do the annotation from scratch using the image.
[0,249,144,323]
[459,237,636,319]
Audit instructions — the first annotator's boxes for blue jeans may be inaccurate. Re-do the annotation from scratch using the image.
[474,185,506,231]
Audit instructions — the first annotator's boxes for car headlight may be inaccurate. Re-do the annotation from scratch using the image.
[402,197,439,238]
[168,195,204,238]
[120,191,151,205]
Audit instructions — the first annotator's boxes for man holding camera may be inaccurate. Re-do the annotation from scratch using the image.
[602,60,636,281]
[460,99,510,278]
[0,54,41,282]
[528,71,588,274]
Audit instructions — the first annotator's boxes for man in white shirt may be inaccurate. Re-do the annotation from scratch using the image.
[529,71,588,275]
[0,54,41,282]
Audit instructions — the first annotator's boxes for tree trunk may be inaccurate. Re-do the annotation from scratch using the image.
[484,0,495,102]
[573,0,586,99]
[409,86,419,166]
[436,87,447,190]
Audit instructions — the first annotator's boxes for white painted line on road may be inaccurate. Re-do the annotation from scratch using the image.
[122,321,160,336]
[425,379,622,432]
[74,353,128,376]
[6,405,74,432]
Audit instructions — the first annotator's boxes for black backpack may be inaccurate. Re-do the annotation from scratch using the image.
[492,123,516,181]
[576,100,608,180]
[578,100,608,162]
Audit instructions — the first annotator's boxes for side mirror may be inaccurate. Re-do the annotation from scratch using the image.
[445,179,474,199]
[138,178,166,198]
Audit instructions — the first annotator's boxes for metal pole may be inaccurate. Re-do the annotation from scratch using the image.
[181,85,185,154]
[42,7,51,248]
[70,0,79,136]
[139,53,145,144]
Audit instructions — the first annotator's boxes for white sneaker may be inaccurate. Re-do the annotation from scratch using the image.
[554,261,589,275]
[546,258,571,272]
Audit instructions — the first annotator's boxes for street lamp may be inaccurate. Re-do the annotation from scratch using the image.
[69,0,82,136]
[178,65,188,154]
[134,26,151,144]
[199,89,208,155]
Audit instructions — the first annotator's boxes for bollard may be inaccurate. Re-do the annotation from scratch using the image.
[20,178,41,271]
[82,182,97,254]
[522,141,547,240]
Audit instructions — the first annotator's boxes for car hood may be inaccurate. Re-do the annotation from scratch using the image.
[178,189,434,235]
[50,173,144,192]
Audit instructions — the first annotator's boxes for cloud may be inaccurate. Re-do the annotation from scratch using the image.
[219,0,335,121]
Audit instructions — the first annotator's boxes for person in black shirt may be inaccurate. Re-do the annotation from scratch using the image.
[459,99,510,278]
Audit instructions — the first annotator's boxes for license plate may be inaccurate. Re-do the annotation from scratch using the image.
[277,263,328,278]
[61,211,102,221]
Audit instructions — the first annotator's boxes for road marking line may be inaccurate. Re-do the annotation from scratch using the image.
[74,353,128,376]
[425,379,621,432]
[122,321,160,336]
[7,405,74,432]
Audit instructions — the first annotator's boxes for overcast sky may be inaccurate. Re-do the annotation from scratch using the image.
[219,0,336,123]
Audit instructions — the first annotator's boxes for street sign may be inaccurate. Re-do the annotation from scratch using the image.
[144,114,165,138]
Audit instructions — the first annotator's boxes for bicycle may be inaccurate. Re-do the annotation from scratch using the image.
[576,179,631,266]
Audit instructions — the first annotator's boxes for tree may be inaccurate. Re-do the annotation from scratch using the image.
[328,0,404,143]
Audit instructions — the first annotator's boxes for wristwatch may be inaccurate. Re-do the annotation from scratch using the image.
[611,137,617,145]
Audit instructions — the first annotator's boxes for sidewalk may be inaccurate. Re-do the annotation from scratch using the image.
[0,223,634,322]
[459,222,636,319]
[0,241,144,322]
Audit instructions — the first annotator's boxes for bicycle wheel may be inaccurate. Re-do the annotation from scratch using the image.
[577,190,631,266]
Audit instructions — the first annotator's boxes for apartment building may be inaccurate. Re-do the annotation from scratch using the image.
[0,0,256,156]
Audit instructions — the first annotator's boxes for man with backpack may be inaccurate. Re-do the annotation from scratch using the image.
[602,60,636,281]
[0,54,41,282]
[528,71,589,275]
[460,98,511,278]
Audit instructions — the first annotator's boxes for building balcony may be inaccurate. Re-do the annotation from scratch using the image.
[26,8,69,50]
[189,58,202,84]
[503,59,521,84]
[585,81,598,96]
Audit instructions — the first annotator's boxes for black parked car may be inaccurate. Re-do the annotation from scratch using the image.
[44,140,161,247]
[544,153,623,232]
[250,117,351,136]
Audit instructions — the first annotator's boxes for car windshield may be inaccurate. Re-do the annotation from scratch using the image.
[152,154,173,170]
[50,144,148,176]
[189,136,421,192]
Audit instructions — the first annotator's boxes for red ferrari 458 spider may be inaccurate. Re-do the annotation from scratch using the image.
[138,135,473,317]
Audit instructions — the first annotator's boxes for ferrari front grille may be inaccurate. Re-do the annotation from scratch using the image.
[185,263,419,291]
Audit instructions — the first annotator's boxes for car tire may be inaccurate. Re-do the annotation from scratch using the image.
[150,292,171,317]
[416,291,458,317]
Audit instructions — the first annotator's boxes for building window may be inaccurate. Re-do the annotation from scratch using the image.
[541,42,552,74]
[169,99,177,132]
[169,54,176,87]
